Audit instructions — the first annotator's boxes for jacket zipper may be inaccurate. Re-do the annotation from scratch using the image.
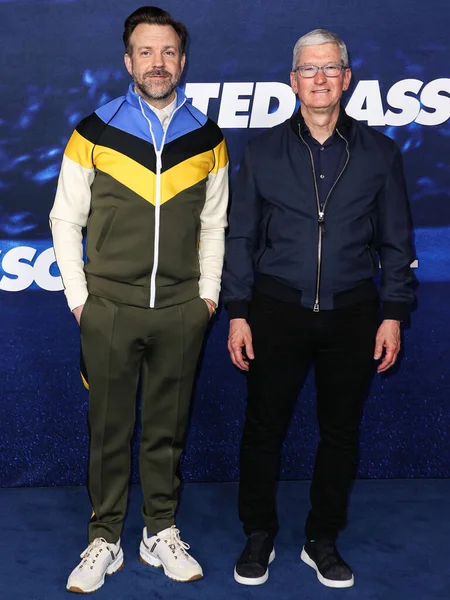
[298,125,350,312]
[138,97,186,307]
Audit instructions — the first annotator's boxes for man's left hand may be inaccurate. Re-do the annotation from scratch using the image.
[374,319,401,373]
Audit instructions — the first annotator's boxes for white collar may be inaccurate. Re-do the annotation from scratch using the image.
[144,94,177,128]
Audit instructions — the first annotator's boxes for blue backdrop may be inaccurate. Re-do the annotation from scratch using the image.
[1,0,449,486]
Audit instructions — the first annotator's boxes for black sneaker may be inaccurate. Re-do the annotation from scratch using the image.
[301,539,354,588]
[234,531,275,585]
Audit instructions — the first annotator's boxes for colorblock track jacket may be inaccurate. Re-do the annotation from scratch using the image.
[50,83,229,310]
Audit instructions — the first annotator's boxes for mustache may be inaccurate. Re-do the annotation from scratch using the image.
[145,69,171,77]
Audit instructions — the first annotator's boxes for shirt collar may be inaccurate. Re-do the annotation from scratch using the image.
[290,104,352,139]
[143,94,177,122]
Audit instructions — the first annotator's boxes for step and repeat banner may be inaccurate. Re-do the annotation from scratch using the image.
[1,0,449,486]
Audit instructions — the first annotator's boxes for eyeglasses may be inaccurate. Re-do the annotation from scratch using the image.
[293,64,346,78]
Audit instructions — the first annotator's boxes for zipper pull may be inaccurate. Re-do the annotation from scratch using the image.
[156,154,162,172]
[313,302,320,313]
[318,213,326,235]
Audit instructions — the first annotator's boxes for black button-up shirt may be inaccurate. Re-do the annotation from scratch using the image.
[303,129,346,211]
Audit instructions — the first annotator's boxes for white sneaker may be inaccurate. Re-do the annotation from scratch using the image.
[139,526,203,582]
[66,538,124,593]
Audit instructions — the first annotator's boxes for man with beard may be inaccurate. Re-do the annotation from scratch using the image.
[50,6,229,593]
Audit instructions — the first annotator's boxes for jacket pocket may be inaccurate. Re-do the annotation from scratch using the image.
[197,296,210,322]
[256,215,272,265]
[95,206,117,253]
[79,294,90,331]
[193,209,200,249]
[366,244,378,270]
[366,216,378,269]
[368,215,375,244]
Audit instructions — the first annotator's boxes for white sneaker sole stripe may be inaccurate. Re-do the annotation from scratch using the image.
[300,547,354,588]
[233,548,275,586]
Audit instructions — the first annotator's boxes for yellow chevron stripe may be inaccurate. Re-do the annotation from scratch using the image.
[161,149,214,204]
[68,140,229,206]
[94,145,156,205]
[94,146,220,206]
[65,130,94,169]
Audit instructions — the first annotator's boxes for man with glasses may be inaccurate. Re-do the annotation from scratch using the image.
[223,29,415,588]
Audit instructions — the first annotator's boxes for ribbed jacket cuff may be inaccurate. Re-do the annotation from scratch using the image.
[381,301,409,322]
[226,300,250,320]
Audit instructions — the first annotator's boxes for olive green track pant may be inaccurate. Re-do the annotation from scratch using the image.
[80,294,210,543]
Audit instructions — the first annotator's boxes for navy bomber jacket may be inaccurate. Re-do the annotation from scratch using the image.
[222,107,415,321]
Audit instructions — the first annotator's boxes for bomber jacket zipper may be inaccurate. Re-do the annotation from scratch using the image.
[138,97,186,307]
[298,126,350,312]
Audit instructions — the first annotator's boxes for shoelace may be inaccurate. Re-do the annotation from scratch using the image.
[165,526,190,557]
[78,538,113,569]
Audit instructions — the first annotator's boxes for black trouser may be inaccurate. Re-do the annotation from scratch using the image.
[238,290,378,541]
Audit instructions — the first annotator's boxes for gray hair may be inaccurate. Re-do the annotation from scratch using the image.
[292,29,349,70]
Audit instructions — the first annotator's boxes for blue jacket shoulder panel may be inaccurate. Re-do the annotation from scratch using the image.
[164,102,206,144]
[95,96,127,124]
[88,84,209,147]
[95,96,153,145]
[181,101,209,127]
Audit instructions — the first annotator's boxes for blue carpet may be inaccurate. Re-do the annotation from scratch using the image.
[1,480,449,599]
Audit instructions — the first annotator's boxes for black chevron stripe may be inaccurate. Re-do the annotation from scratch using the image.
[77,113,157,173]
[161,118,224,172]
[76,113,224,174]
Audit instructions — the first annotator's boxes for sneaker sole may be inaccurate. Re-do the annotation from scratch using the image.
[67,550,124,594]
[139,541,203,583]
[233,548,275,586]
[300,547,354,589]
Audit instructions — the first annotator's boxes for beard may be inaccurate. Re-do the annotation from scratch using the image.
[134,68,180,102]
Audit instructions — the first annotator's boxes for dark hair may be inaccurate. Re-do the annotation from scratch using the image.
[123,6,187,55]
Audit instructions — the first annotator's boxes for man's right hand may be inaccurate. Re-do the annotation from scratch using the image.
[227,318,254,371]
[72,304,84,326]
